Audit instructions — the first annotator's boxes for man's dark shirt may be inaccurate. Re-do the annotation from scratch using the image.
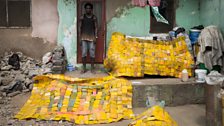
[80,14,97,42]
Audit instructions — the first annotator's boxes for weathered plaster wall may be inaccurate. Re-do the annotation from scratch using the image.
[106,0,130,22]
[57,0,77,66]
[200,0,224,33]
[176,0,200,31]
[0,0,58,59]
[0,29,56,59]
[106,5,150,49]
[32,0,59,43]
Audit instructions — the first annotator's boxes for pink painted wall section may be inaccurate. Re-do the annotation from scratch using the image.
[32,0,59,43]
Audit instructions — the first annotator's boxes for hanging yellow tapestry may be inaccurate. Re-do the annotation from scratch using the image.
[104,32,194,77]
[15,75,134,124]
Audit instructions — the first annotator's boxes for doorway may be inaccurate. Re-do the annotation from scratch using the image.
[77,0,106,63]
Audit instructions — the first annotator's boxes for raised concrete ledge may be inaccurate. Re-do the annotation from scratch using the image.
[130,78,202,85]
[131,78,205,107]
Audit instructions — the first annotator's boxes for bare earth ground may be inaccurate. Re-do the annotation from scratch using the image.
[0,70,205,126]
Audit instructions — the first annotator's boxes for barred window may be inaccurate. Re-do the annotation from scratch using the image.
[0,0,31,27]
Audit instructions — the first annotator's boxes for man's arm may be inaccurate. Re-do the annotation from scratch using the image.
[79,16,83,38]
[94,15,98,38]
[79,16,83,46]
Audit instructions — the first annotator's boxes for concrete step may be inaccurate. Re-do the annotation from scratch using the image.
[76,104,205,126]
[131,78,205,107]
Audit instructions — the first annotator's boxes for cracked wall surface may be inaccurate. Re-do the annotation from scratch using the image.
[32,0,59,43]
[57,0,77,66]
[200,0,224,33]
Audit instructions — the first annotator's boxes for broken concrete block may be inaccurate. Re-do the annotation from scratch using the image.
[52,66,64,71]
[7,91,21,97]
[1,76,14,86]
[52,59,64,65]
[24,78,32,87]
[29,84,33,91]
[0,71,10,77]
[14,74,26,82]
[22,89,30,93]
[1,66,12,71]
[28,70,39,78]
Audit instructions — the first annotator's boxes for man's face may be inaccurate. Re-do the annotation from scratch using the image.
[85,5,92,14]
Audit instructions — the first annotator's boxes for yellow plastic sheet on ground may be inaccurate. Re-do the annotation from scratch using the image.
[104,32,194,78]
[129,106,178,126]
[15,75,134,124]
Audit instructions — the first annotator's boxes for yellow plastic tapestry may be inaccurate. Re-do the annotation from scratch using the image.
[104,32,194,78]
[15,75,134,124]
[129,106,178,126]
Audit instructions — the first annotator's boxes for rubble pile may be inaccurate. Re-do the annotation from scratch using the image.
[0,52,52,97]
[0,45,67,97]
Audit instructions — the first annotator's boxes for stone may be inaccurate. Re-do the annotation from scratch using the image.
[1,76,14,86]
[52,66,63,71]
[28,70,39,78]
[7,91,21,97]
[7,119,15,125]
[29,84,33,91]
[0,71,10,77]
[52,59,64,65]
[14,74,26,82]
[2,92,7,97]
[1,66,12,71]
[1,80,23,94]
[42,68,52,74]
[23,69,29,75]
[22,89,30,93]
[52,54,63,60]
[24,78,32,87]
[52,71,63,74]
[0,77,2,86]
[11,70,22,76]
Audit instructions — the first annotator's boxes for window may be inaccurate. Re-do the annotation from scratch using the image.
[150,0,175,33]
[0,0,31,27]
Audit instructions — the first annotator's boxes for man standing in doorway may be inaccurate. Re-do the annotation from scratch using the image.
[79,3,98,73]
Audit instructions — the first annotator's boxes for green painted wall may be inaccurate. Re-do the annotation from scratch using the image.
[107,0,201,48]
[57,0,77,66]
[176,0,200,31]
[107,6,150,49]
[200,0,224,33]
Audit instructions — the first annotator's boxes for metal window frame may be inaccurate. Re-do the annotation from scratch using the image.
[0,0,31,29]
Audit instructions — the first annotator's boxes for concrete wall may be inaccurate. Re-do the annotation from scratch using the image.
[32,0,58,43]
[0,29,56,59]
[0,0,202,64]
[57,0,77,66]
[176,0,200,31]
[106,0,130,22]
[200,0,224,33]
[0,0,58,59]
[106,6,150,49]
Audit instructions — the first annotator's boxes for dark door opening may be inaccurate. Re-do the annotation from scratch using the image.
[150,0,175,33]
[77,0,106,63]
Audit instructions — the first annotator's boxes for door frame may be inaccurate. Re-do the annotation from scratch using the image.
[77,0,106,64]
